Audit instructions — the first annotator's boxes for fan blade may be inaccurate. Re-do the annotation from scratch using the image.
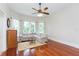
[41,12,49,15]
[32,8,38,11]
[44,7,48,10]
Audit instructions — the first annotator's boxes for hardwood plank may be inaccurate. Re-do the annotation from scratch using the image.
[1,40,79,56]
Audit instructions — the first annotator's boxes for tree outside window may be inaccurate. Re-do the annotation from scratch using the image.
[23,21,45,34]
[23,21,36,33]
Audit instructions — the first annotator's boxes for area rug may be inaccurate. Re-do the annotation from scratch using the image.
[18,41,46,51]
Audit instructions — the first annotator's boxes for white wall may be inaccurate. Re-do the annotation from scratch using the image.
[0,3,10,53]
[46,4,79,48]
[0,10,7,53]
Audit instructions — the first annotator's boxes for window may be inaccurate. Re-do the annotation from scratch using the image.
[23,21,36,33]
[38,22,45,33]
[23,21,45,34]
[23,22,30,33]
[11,19,20,36]
[30,22,36,33]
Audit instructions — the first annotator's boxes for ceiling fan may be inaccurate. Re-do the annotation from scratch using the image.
[32,3,50,16]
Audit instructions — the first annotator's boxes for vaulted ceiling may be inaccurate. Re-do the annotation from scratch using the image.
[7,3,70,17]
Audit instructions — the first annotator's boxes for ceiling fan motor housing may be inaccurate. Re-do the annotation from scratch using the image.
[39,3,41,5]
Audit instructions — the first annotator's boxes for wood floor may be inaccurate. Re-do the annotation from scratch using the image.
[1,40,79,56]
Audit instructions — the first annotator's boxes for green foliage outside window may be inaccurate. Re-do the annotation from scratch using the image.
[23,21,45,34]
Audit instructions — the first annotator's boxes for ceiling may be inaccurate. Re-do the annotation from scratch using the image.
[7,3,70,17]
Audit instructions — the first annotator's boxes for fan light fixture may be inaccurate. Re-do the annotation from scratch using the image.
[32,3,49,17]
[37,13,43,17]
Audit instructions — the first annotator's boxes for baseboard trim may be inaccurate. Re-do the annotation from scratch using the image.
[48,38,79,49]
[0,49,6,56]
